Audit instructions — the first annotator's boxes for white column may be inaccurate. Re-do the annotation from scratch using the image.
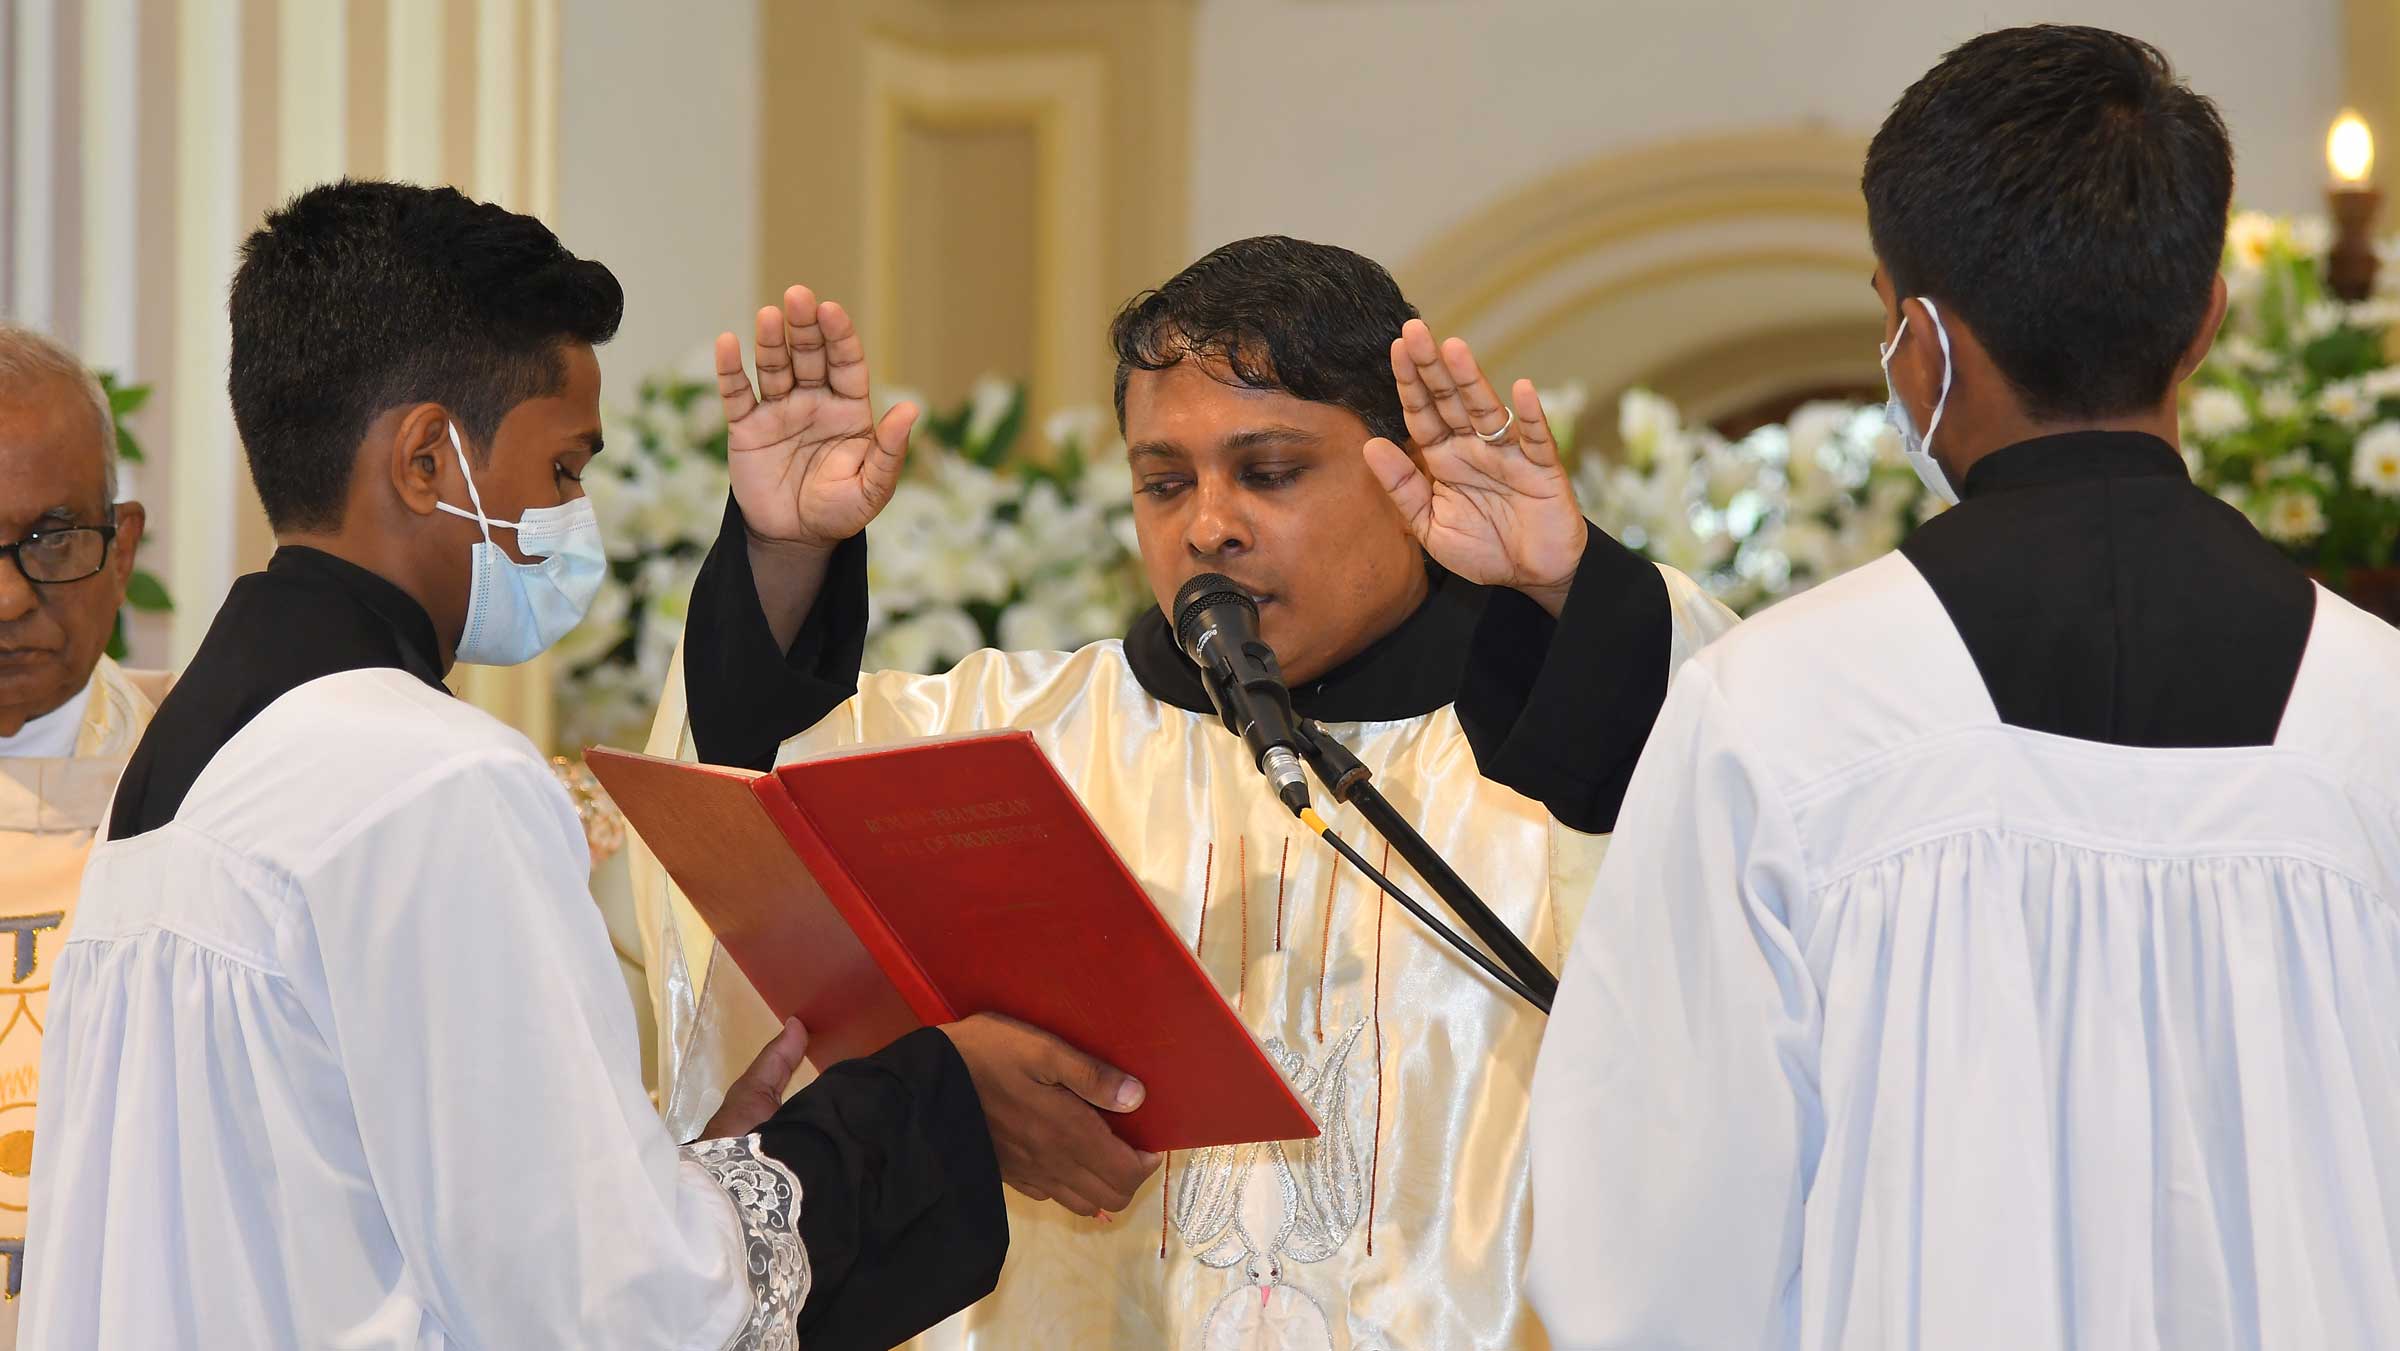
[79,0,141,380]
[9,0,58,331]
[168,0,244,661]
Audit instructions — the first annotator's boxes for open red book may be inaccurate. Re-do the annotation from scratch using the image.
[586,733,1318,1153]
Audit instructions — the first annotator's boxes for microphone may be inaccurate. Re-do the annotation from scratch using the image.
[1172,573,1312,815]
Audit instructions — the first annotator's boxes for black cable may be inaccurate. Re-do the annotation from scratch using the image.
[1296,722,1562,1006]
[1344,784,1561,1004]
[1300,807,1551,1013]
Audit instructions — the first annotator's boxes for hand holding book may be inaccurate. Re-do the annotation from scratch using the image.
[940,1012,1163,1219]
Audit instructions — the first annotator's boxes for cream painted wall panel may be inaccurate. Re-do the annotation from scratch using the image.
[1191,0,2344,271]
[555,0,759,397]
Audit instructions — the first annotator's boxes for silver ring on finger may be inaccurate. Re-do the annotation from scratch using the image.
[1476,407,1516,444]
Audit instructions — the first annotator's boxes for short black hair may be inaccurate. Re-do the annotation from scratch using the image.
[229,179,623,531]
[1863,25,2232,420]
[1111,236,1418,444]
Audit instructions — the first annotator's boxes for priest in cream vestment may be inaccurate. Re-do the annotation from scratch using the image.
[634,239,1735,1349]
[0,325,166,1347]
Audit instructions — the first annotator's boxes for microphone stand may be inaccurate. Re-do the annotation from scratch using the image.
[1192,660,1551,1012]
[1297,721,1561,1010]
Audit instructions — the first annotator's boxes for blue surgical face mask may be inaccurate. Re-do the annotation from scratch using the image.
[434,422,606,666]
[1879,297,1960,506]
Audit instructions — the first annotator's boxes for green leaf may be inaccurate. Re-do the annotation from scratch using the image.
[107,613,128,661]
[98,371,152,465]
[975,386,1028,468]
[125,569,173,611]
[101,373,152,416]
[922,398,973,450]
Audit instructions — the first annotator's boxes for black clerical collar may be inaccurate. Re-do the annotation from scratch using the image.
[1959,430,2188,500]
[1901,427,2312,749]
[107,545,449,838]
[263,546,449,684]
[1121,562,1485,723]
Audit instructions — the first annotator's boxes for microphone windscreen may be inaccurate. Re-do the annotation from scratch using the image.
[1172,572,1255,655]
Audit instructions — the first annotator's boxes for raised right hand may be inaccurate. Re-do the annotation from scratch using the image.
[939,1012,1163,1220]
[714,285,918,552]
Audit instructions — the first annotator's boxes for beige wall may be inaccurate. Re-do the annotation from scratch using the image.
[1193,0,2346,271]
[754,0,1195,431]
[1189,0,2352,425]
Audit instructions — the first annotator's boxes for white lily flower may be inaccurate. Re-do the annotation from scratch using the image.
[2290,215,2334,259]
[2185,387,2249,440]
[2297,300,2346,343]
[963,376,1019,451]
[1617,389,1679,471]
[2260,488,2327,544]
[2352,423,2400,497]
[1044,406,1111,457]
[2226,211,2282,269]
[2319,379,2374,427]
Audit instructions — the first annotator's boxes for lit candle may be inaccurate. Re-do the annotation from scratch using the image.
[2331,110,2375,186]
[2326,112,2382,301]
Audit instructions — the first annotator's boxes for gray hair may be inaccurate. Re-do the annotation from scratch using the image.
[0,322,118,504]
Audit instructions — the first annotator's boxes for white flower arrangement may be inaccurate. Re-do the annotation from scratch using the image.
[554,360,733,753]
[1562,386,1941,616]
[553,368,1149,752]
[855,379,1147,676]
[2182,210,2400,577]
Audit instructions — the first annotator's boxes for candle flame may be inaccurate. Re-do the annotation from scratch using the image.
[2331,111,2375,185]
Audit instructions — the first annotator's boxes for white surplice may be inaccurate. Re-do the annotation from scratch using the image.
[1528,553,2400,1350]
[22,667,806,1350]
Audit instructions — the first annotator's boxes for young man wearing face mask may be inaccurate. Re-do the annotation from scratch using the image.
[638,238,1736,1349]
[22,179,1160,1351]
[1528,26,2400,1349]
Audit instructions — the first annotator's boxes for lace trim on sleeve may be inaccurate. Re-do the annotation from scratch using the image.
[684,1133,811,1351]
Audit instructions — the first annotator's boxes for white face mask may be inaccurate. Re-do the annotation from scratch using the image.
[435,422,606,666]
[1879,297,1961,506]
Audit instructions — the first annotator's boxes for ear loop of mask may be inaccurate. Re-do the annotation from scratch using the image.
[443,421,502,544]
[1917,296,1956,450]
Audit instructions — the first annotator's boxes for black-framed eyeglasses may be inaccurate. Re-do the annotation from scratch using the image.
[1,524,117,585]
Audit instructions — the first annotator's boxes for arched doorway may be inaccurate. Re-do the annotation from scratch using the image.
[1400,128,1882,456]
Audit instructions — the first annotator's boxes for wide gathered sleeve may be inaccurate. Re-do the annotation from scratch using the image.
[1527,661,1821,1350]
[299,750,998,1349]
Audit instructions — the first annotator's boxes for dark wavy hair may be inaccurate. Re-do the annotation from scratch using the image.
[229,178,624,531]
[1110,235,1419,443]
[1864,25,2233,420]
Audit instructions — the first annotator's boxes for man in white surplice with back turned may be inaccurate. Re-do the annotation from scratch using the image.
[639,238,1735,1349]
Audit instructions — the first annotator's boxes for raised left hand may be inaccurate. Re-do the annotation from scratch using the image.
[1363,319,1587,616]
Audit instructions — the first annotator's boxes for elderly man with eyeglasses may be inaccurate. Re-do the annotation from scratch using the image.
[0,323,168,1346]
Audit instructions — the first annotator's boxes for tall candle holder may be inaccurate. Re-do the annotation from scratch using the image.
[2327,110,2380,302]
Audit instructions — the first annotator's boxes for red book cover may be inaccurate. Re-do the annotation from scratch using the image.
[587,734,1319,1152]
